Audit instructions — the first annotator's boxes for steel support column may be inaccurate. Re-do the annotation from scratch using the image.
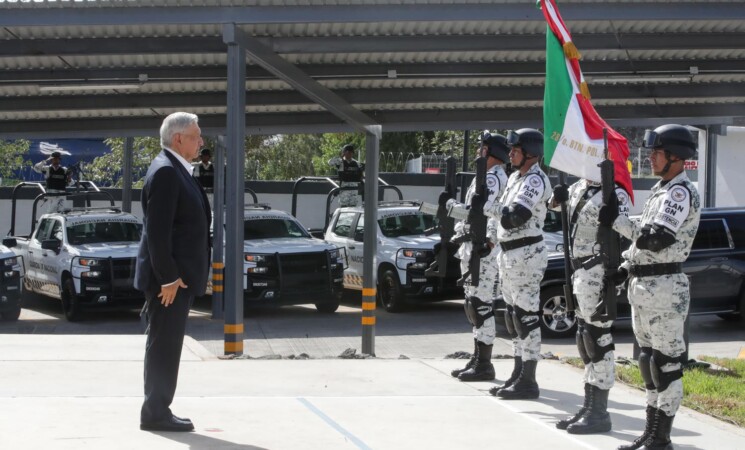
[460,130,470,202]
[211,136,226,320]
[121,137,133,213]
[361,126,381,356]
[223,24,246,355]
[704,125,722,208]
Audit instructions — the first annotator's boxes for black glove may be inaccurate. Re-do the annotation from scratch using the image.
[467,194,483,222]
[607,267,628,286]
[553,184,569,203]
[598,194,619,227]
[476,244,491,258]
[636,224,676,252]
[500,204,532,229]
[438,191,451,208]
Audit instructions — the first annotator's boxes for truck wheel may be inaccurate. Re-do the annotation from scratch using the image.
[378,269,405,313]
[315,291,341,314]
[0,304,21,321]
[539,285,576,339]
[61,278,82,322]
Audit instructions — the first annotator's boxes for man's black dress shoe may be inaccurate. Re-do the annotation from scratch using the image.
[140,415,195,432]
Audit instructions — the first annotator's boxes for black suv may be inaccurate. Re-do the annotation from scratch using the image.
[520,207,745,338]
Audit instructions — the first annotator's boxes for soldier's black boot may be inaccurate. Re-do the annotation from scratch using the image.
[556,383,592,430]
[617,405,657,450]
[458,342,495,381]
[451,339,478,378]
[640,412,674,450]
[567,385,612,434]
[497,359,539,400]
[489,356,522,396]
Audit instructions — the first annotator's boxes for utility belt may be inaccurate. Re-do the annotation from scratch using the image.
[571,254,604,271]
[629,263,682,278]
[500,235,542,252]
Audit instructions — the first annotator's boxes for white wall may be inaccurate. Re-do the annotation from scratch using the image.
[715,126,745,207]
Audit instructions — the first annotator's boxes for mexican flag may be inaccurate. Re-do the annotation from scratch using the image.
[540,0,634,203]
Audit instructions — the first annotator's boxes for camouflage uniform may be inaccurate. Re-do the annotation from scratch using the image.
[496,163,551,362]
[553,180,630,390]
[613,171,700,416]
[451,164,508,344]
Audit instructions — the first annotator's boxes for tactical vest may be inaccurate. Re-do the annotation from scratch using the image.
[338,159,362,182]
[46,165,68,190]
[196,164,214,188]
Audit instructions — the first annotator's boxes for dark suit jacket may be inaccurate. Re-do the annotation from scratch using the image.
[135,150,211,298]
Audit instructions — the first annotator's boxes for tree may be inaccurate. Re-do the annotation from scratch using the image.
[0,139,31,186]
[85,137,162,188]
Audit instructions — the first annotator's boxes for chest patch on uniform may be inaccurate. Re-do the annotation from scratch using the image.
[670,186,688,203]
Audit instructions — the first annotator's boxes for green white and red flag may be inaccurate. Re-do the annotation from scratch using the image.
[540,0,634,203]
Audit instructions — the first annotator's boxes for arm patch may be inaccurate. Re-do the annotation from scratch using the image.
[653,184,690,233]
[513,174,545,210]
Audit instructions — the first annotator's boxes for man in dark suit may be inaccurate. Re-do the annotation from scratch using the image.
[135,112,211,432]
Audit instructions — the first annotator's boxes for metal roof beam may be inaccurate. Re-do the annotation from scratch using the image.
[4,33,745,58]
[4,60,745,86]
[223,24,379,136]
[1,3,743,27]
[0,104,741,140]
[3,83,745,112]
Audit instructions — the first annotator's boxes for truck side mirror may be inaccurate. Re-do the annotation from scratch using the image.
[2,237,17,248]
[41,239,61,254]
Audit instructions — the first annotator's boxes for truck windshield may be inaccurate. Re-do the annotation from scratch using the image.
[378,213,435,238]
[244,218,310,240]
[67,222,142,245]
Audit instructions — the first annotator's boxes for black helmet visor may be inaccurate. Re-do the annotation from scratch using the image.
[506,130,520,146]
[642,130,662,148]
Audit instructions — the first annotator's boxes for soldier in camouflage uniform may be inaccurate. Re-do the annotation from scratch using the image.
[447,132,510,382]
[600,124,701,450]
[550,179,630,434]
[329,144,363,207]
[489,128,551,400]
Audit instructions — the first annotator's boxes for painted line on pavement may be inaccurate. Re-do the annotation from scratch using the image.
[487,396,599,450]
[298,397,372,450]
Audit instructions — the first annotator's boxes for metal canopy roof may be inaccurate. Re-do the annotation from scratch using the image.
[1,0,745,138]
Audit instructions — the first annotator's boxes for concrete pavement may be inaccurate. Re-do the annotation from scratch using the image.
[1,334,744,450]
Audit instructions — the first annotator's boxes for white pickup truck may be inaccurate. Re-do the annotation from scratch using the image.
[0,240,23,321]
[324,200,462,312]
[210,204,346,313]
[6,208,144,321]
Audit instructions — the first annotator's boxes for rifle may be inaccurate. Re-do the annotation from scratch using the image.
[557,171,576,313]
[592,128,620,321]
[453,156,488,287]
[420,157,457,278]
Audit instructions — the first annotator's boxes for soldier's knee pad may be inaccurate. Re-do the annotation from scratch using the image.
[581,323,615,364]
[575,320,591,364]
[638,347,655,390]
[513,305,540,340]
[504,305,517,337]
[464,296,493,328]
[651,350,683,392]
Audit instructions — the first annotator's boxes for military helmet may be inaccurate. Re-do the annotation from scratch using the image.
[341,144,355,154]
[50,151,61,158]
[642,124,697,159]
[506,128,544,157]
[200,148,211,157]
[481,131,510,163]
